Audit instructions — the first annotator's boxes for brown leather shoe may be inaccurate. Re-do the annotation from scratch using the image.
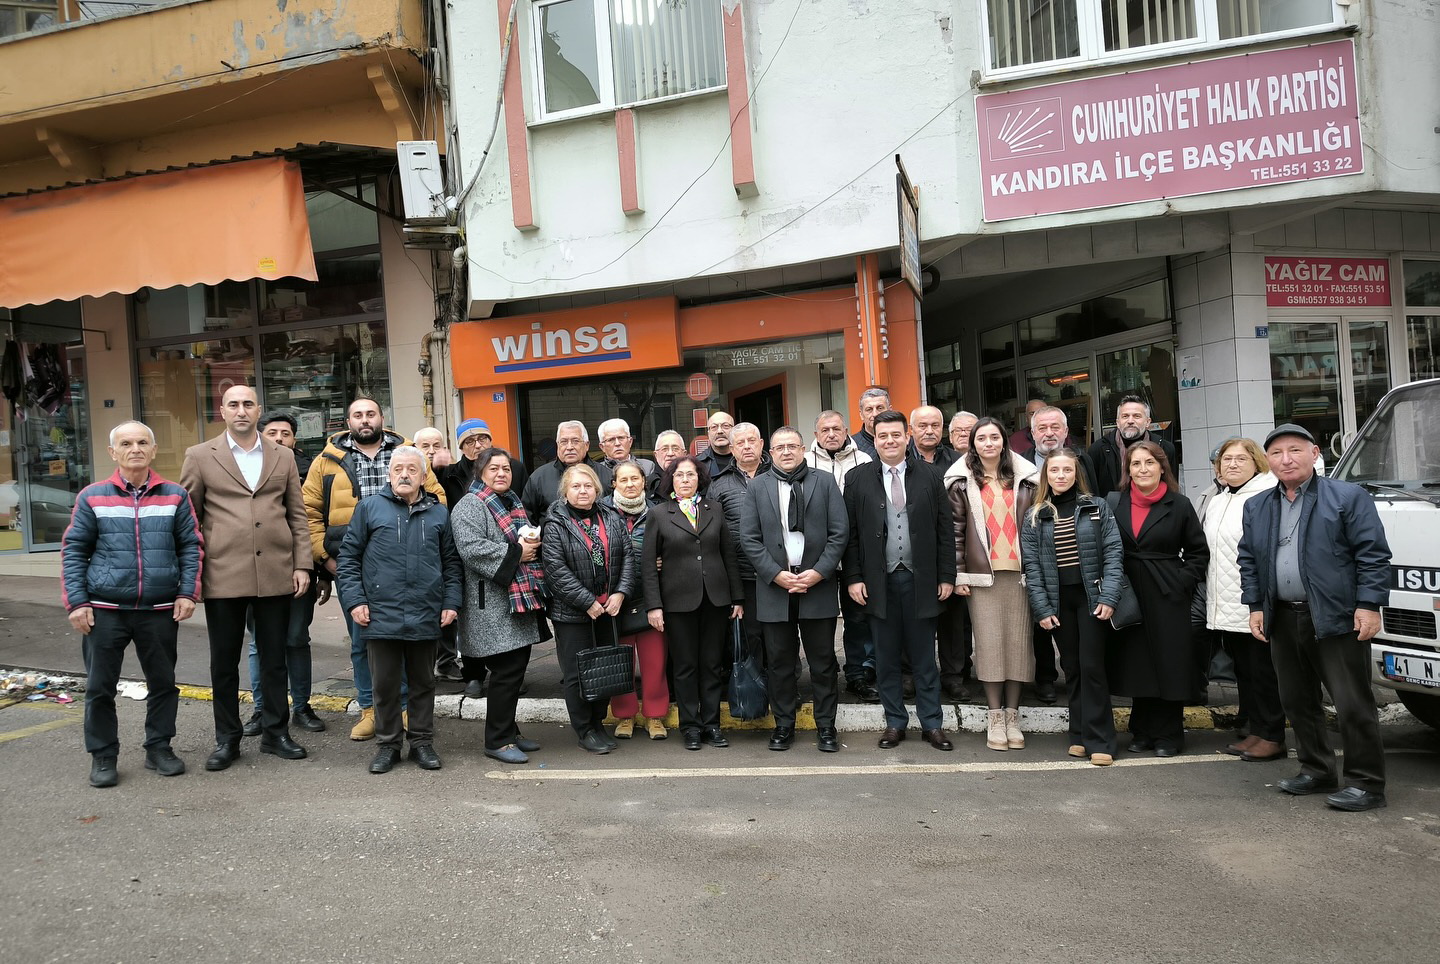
[922,728,954,751]
[1241,738,1287,762]
[878,727,906,749]
[1223,734,1260,756]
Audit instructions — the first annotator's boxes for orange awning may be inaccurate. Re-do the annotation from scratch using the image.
[0,157,317,308]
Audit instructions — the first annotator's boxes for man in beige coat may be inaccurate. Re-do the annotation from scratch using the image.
[181,385,312,772]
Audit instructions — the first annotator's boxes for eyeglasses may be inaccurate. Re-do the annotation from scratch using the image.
[601,436,630,444]
[771,443,802,452]
[1219,455,1252,464]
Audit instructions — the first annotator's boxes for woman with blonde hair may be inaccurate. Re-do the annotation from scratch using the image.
[602,461,670,741]
[944,417,1040,751]
[1020,449,1126,765]
[1196,437,1284,761]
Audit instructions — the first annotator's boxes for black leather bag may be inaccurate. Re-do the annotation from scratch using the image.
[616,597,650,637]
[577,623,636,702]
[726,619,769,720]
[1108,575,1143,630]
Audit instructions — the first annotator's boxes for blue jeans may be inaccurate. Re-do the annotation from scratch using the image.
[839,578,875,681]
[339,585,407,710]
[246,585,316,713]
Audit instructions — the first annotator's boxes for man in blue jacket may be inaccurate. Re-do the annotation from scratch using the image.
[61,421,203,788]
[1239,423,1392,812]
[338,446,462,774]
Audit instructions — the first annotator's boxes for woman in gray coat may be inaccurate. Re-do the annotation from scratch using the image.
[449,448,547,764]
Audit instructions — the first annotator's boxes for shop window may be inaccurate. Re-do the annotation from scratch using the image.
[1024,356,1093,443]
[1019,279,1169,356]
[259,323,392,453]
[1266,322,1341,455]
[306,186,380,251]
[984,0,1338,75]
[261,252,384,324]
[136,337,257,483]
[1096,340,1179,449]
[1404,260,1440,382]
[534,0,726,120]
[982,369,1018,425]
[133,281,253,340]
[980,324,1015,365]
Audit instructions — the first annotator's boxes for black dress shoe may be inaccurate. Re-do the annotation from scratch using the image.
[144,746,186,777]
[409,744,443,770]
[703,727,729,748]
[1128,738,1155,753]
[435,662,464,682]
[1035,681,1058,704]
[292,705,327,732]
[1154,745,1180,758]
[259,735,308,760]
[846,678,882,703]
[579,731,612,754]
[922,728,954,751]
[463,679,484,699]
[817,727,840,753]
[768,726,795,751]
[369,746,401,774]
[205,743,241,771]
[242,713,262,738]
[683,730,702,751]
[1325,787,1387,812]
[89,755,118,788]
[902,676,916,700]
[1278,773,1340,796]
[601,730,620,750]
[878,727,906,749]
[942,680,968,702]
[514,736,542,753]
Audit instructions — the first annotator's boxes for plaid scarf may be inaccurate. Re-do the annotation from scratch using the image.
[472,481,546,614]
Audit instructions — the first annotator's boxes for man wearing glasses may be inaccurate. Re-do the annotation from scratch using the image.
[440,419,529,510]
[594,418,656,477]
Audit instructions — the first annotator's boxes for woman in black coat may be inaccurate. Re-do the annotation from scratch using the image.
[642,456,744,751]
[541,463,637,755]
[1108,441,1209,757]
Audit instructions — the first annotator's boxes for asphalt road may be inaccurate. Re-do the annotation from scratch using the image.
[3,697,1439,964]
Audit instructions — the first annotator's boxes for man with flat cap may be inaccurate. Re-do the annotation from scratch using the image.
[1238,423,1392,811]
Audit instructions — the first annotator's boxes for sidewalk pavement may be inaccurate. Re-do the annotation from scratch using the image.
[1,568,1410,734]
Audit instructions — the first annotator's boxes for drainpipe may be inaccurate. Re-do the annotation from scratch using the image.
[418,329,446,429]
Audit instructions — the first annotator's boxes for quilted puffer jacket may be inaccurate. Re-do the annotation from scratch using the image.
[61,470,204,611]
[1197,471,1275,632]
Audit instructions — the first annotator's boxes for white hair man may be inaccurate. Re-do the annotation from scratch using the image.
[1015,405,1098,492]
[908,405,957,469]
[948,411,978,455]
[521,420,612,521]
[595,417,656,477]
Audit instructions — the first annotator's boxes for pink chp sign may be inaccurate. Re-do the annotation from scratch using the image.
[1265,256,1391,307]
[977,40,1363,221]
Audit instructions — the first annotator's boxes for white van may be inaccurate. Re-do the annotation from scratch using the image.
[1331,378,1440,729]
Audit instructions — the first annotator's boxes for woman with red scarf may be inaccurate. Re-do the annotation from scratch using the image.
[1108,441,1209,757]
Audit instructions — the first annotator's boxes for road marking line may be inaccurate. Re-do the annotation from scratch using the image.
[0,712,82,744]
[486,753,1241,781]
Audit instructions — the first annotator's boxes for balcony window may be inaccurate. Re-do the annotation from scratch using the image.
[0,1,57,39]
[984,0,1339,75]
[533,0,726,120]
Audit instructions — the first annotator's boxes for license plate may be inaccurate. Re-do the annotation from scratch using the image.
[1383,651,1440,688]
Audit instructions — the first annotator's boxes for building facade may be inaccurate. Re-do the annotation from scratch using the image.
[0,0,452,558]
[444,0,1440,494]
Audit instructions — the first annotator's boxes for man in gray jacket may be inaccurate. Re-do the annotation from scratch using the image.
[741,427,848,753]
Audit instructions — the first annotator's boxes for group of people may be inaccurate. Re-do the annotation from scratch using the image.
[61,384,1394,810]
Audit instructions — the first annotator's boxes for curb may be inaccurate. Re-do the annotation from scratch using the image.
[8,668,1420,733]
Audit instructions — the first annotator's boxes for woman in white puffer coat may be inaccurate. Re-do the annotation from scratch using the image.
[1197,437,1284,763]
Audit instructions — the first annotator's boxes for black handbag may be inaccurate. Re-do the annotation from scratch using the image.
[577,622,636,702]
[726,618,769,720]
[1108,575,1143,630]
[616,597,650,637]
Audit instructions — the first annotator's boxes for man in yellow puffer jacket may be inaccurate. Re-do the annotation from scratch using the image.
[302,398,446,740]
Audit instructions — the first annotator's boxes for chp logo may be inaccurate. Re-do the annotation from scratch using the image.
[984,97,1065,162]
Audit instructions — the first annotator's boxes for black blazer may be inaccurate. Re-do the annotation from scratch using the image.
[641,498,743,613]
[841,458,956,620]
[739,470,848,623]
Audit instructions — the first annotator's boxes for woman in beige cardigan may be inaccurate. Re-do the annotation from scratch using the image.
[943,417,1039,751]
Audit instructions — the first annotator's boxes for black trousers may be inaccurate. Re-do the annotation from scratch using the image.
[1130,697,1185,750]
[871,569,942,731]
[82,608,179,757]
[468,644,532,749]
[741,579,765,668]
[369,638,437,748]
[206,595,291,746]
[1269,606,1385,793]
[936,594,973,685]
[667,603,728,733]
[436,621,461,673]
[1218,629,1286,743]
[1053,583,1116,754]
[553,619,613,737]
[763,601,839,729]
[1032,623,1059,685]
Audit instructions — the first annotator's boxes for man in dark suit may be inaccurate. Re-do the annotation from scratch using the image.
[740,426,848,753]
[843,411,957,751]
[1239,423,1392,812]
[180,385,312,772]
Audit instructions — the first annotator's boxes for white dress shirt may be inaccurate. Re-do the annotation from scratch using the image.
[227,432,264,491]
[777,479,806,568]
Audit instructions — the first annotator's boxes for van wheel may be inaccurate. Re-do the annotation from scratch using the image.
[1397,690,1440,730]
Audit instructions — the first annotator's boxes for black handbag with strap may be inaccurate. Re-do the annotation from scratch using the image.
[577,620,636,702]
[1096,495,1143,630]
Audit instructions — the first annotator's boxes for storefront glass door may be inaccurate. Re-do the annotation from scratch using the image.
[1267,318,1391,460]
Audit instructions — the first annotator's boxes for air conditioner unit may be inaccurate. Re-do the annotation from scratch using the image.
[397,140,446,223]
